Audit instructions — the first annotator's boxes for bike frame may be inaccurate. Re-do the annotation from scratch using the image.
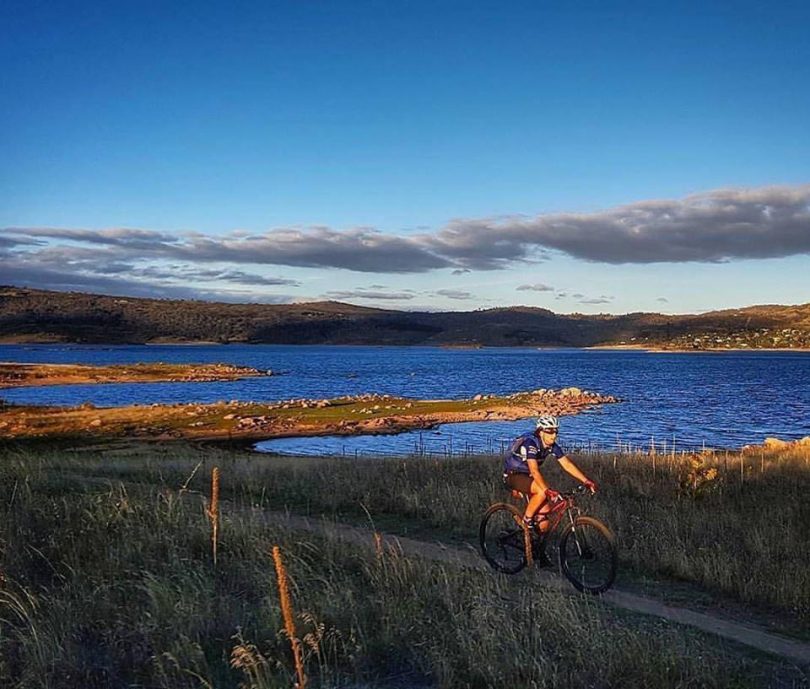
[516,490,584,548]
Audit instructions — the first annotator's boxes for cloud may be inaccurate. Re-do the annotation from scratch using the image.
[3,184,809,291]
[579,296,614,304]
[434,289,474,300]
[4,227,179,248]
[323,289,416,300]
[516,283,554,292]
[174,227,451,272]
[136,265,300,287]
[0,260,294,303]
[2,225,450,273]
[657,297,669,303]
[0,234,42,249]
[428,185,810,266]
[210,270,299,287]
[322,286,476,303]
[0,250,298,303]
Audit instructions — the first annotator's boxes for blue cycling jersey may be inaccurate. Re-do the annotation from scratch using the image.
[502,432,565,474]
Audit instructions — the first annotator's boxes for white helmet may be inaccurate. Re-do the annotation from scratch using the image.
[535,415,559,431]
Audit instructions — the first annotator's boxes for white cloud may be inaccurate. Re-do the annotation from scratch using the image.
[516,283,554,292]
[579,296,614,304]
[434,289,474,300]
[323,289,416,300]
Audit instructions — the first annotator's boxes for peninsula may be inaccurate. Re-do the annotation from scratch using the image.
[0,362,268,389]
[0,387,617,443]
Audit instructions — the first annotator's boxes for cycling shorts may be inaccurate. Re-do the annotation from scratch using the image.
[503,471,533,495]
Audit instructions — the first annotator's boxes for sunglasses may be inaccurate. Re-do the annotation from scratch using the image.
[540,428,558,434]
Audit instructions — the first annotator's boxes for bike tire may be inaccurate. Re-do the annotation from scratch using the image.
[479,502,529,574]
[558,516,617,594]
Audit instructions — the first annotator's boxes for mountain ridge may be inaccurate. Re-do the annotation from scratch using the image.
[1,286,808,349]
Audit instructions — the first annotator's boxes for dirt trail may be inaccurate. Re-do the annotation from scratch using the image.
[256,509,810,665]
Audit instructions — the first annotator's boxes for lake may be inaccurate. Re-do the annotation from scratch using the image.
[1,344,808,456]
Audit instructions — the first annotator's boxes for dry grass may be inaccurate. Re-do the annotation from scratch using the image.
[272,545,307,689]
[207,466,220,565]
[46,438,810,625]
[0,446,803,689]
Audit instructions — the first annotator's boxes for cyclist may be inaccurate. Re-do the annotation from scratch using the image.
[503,414,597,532]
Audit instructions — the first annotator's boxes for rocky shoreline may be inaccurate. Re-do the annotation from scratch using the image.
[0,387,618,443]
[741,436,810,452]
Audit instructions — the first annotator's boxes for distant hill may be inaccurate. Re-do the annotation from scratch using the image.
[1,286,809,349]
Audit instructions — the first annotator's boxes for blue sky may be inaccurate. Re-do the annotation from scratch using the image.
[2,1,809,312]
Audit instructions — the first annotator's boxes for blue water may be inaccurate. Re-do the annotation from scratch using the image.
[1,344,809,455]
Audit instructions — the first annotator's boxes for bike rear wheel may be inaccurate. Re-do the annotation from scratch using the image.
[479,503,528,574]
[558,516,617,594]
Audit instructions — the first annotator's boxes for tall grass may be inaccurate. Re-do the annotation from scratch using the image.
[247,444,810,624]
[0,443,799,687]
[35,438,810,625]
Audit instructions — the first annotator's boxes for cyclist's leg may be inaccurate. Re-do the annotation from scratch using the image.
[505,473,552,533]
[525,481,549,529]
[534,499,553,534]
[526,485,543,517]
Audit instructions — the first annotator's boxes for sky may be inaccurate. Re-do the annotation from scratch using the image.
[1,0,809,313]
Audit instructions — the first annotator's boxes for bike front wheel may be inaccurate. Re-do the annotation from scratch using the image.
[479,502,529,574]
[558,516,617,594]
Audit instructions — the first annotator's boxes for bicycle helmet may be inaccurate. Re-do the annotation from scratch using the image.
[535,414,559,431]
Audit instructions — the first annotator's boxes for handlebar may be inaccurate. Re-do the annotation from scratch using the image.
[556,484,592,501]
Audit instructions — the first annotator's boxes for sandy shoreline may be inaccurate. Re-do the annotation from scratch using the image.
[584,345,810,353]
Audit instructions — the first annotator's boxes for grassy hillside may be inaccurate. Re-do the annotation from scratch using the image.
[1,285,809,348]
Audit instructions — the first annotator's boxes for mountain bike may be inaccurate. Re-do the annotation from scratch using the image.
[479,485,617,594]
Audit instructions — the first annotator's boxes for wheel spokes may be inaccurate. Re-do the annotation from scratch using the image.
[562,523,615,590]
[496,528,524,558]
[482,508,528,572]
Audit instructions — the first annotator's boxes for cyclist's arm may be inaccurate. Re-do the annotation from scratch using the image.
[526,458,549,493]
[558,455,590,484]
